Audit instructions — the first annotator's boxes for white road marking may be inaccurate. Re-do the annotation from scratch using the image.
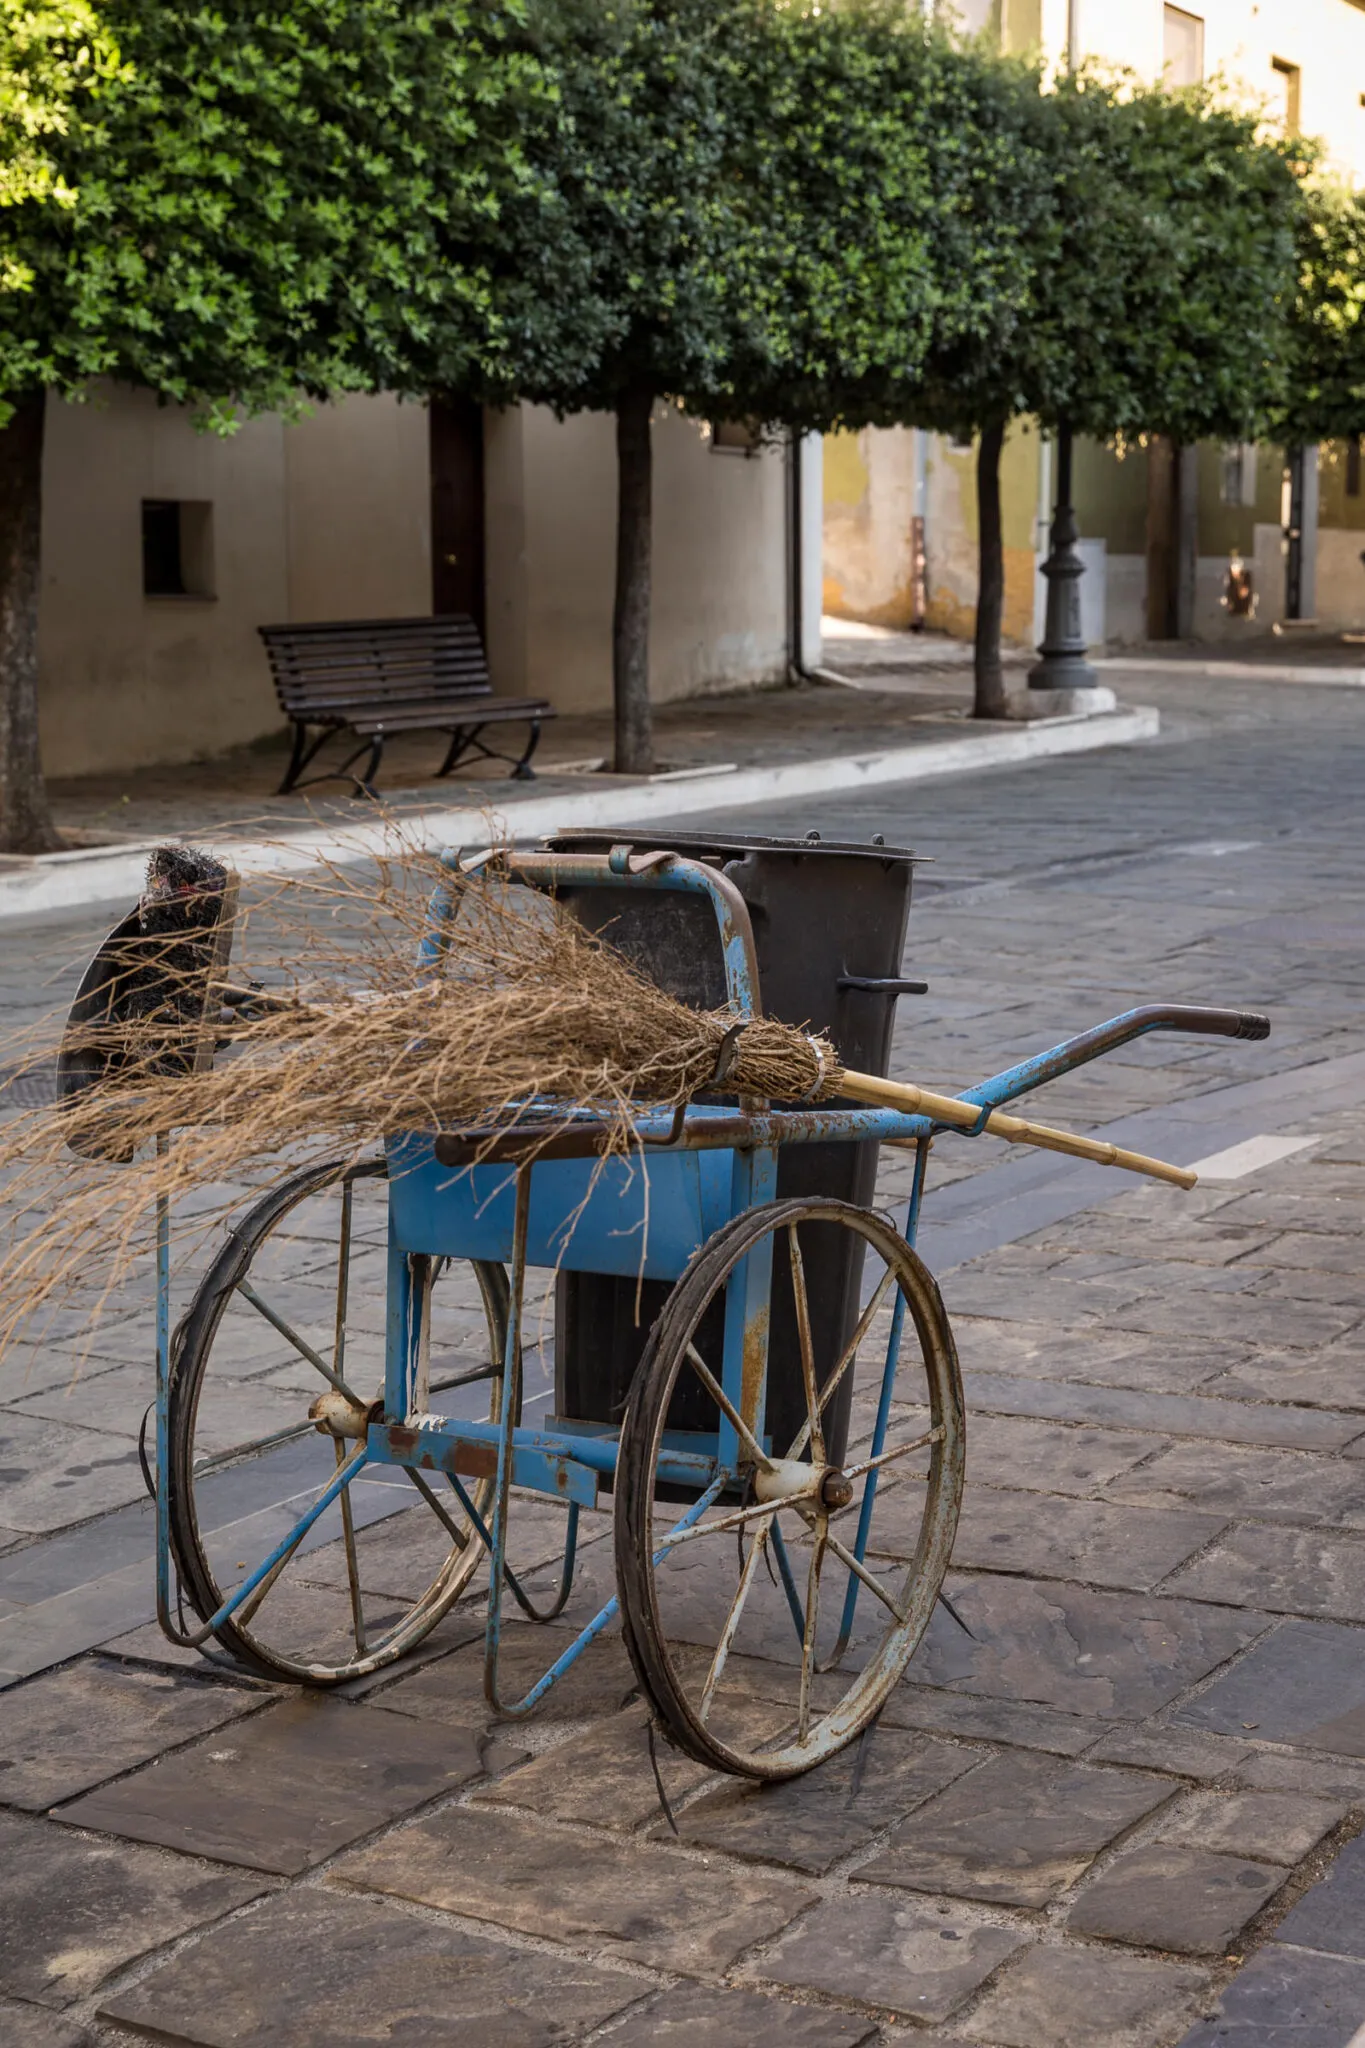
[1186,1133,1320,1181]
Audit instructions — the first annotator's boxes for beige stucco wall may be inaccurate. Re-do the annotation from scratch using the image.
[37,385,431,780]
[487,401,788,713]
[822,425,920,626]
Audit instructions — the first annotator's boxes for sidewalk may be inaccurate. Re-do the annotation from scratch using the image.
[0,669,1156,919]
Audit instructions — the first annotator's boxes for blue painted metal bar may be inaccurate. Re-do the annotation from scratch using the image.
[483,1163,531,1708]
[769,1515,809,1648]
[369,1415,717,1492]
[494,1474,728,1717]
[717,1146,778,1469]
[202,1441,370,1633]
[383,1213,416,1423]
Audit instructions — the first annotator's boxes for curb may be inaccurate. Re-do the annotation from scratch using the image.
[0,703,1158,922]
[1096,655,1365,688]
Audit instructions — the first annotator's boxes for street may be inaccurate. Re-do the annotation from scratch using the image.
[1,668,1364,2045]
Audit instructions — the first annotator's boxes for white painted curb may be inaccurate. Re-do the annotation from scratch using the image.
[1097,654,1365,688]
[0,704,1158,923]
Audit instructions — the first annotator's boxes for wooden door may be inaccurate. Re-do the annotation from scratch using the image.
[430,396,485,631]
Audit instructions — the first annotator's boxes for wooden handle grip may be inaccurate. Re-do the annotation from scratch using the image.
[835,1069,1197,1191]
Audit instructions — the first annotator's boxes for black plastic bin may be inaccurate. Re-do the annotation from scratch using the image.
[546,829,919,1469]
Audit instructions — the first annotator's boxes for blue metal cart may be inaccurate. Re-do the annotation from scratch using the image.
[72,840,1268,1781]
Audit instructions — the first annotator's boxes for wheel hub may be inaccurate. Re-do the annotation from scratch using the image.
[752,1457,853,1512]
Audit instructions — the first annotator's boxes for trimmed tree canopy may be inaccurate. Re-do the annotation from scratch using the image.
[1276,181,1365,447]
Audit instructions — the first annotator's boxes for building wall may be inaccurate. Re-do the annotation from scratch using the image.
[38,385,430,780]
[489,401,789,714]
[822,424,920,626]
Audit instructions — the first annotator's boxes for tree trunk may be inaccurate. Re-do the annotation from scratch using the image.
[973,419,1008,719]
[613,385,655,774]
[0,392,59,853]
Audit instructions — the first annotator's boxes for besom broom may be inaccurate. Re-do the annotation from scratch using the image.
[0,841,1194,1355]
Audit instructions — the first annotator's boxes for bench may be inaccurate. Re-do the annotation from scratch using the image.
[259,613,554,796]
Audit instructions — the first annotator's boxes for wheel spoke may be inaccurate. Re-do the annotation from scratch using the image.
[656,1493,792,1552]
[842,1424,944,1482]
[685,1342,772,1472]
[785,1266,896,1460]
[798,1523,828,1741]
[333,1180,353,1382]
[787,1224,824,1465]
[700,1513,775,1724]
[236,1278,363,1407]
[826,1532,906,1623]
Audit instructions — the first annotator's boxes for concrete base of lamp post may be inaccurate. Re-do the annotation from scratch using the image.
[1007,684,1117,722]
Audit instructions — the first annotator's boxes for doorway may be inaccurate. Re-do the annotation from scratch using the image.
[430,395,485,631]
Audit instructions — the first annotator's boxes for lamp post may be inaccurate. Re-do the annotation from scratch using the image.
[1028,423,1098,690]
[1029,0,1097,693]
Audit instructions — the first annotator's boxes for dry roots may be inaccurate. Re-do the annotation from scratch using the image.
[0,839,836,1356]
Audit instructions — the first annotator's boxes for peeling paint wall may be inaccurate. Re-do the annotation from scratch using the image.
[822,425,920,625]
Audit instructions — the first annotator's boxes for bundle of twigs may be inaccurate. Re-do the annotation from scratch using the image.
[0,835,1192,1359]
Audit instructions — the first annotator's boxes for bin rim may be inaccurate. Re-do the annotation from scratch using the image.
[543,828,921,864]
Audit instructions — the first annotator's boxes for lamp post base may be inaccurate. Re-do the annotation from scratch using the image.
[1030,428,1097,690]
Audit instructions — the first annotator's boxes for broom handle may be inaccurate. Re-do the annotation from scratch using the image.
[834,1069,1196,1190]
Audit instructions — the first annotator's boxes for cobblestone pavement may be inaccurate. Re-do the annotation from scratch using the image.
[2,670,1365,2045]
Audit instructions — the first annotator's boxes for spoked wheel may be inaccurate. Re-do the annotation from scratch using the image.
[166,1157,511,1684]
[615,1197,963,1780]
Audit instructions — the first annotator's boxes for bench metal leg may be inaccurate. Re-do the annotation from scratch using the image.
[510,719,542,782]
[278,721,335,796]
[436,726,476,778]
[436,719,543,782]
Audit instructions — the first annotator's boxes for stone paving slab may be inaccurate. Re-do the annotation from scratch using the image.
[963,1372,1365,1454]
[1066,1843,1290,1954]
[0,1810,269,2007]
[961,1415,1160,1497]
[878,1684,1109,1756]
[373,1618,637,1727]
[0,2002,92,2047]
[1165,1526,1365,1623]
[1084,1727,1256,1781]
[0,1658,265,1811]
[1175,1943,1365,2047]
[1174,1619,1365,1755]
[859,1751,1171,1907]
[960,1943,1210,2048]
[672,1726,976,1874]
[477,1709,713,1832]
[1152,1790,1346,1864]
[99,1885,639,2045]
[1272,1833,1365,1958]
[932,1486,1226,1592]
[745,1892,1029,2024]
[600,1984,879,2046]
[331,1802,814,1977]
[907,1573,1270,1721]
[1105,1441,1365,1528]
[58,1695,518,1875]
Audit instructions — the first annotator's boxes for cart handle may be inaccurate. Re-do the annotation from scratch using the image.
[440,845,764,1022]
[961,1002,1269,1117]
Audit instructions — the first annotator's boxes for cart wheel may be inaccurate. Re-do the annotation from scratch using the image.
[166,1157,512,1684]
[615,1197,963,1779]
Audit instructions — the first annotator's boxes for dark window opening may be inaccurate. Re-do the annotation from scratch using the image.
[142,499,214,598]
[142,499,184,595]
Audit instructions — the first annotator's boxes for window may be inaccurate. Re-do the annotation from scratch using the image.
[1163,6,1204,88]
[141,500,214,597]
[1220,444,1258,509]
[709,419,762,458]
[1271,57,1302,132]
